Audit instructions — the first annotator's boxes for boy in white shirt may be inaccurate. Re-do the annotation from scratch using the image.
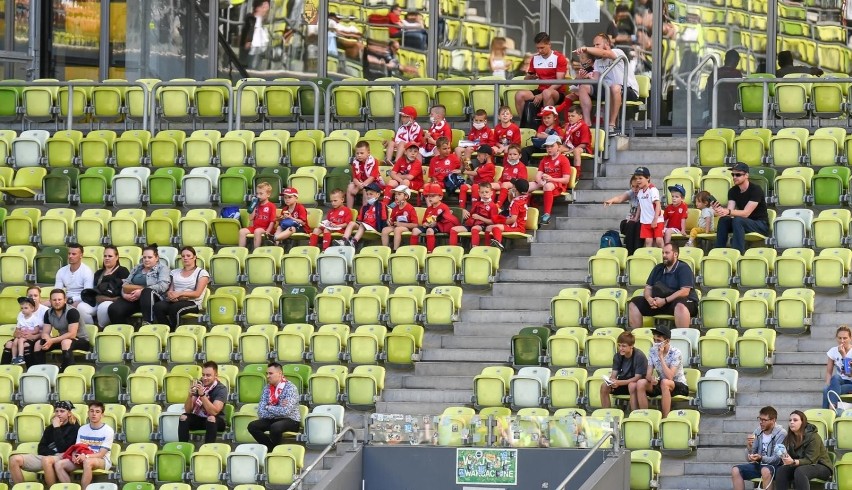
[54,401,114,489]
[634,167,664,248]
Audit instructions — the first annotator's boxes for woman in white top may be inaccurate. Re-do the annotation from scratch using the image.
[152,246,209,331]
[489,37,509,79]
[823,324,852,409]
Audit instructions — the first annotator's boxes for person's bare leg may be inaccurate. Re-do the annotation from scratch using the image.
[578,86,593,125]
[674,303,692,329]
[54,458,76,483]
[9,455,24,484]
[600,383,612,408]
[627,302,644,330]
[41,456,59,487]
[80,457,106,488]
[761,465,775,490]
[515,90,533,117]
[608,85,623,129]
[731,466,745,490]
[660,379,674,417]
[628,381,639,410]
[636,379,650,409]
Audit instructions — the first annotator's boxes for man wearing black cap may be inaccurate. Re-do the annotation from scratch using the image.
[628,242,698,329]
[635,325,688,418]
[713,162,769,253]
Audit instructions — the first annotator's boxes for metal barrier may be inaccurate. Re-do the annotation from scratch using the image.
[149,80,235,132]
[234,80,322,130]
[23,80,151,132]
[685,54,719,166]
[554,430,618,490]
[285,426,358,490]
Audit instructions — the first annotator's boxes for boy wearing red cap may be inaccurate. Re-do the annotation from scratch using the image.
[411,183,461,252]
[458,144,496,209]
[529,134,572,225]
[428,136,462,191]
[309,189,352,250]
[382,185,420,250]
[421,105,453,163]
[494,144,528,207]
[348,140,383,209]
[385,105,424,164]
[450,182,499,247]
[493,105,522,158]
[562,105,591,179]
[454,109,495,165]
[487,178,530,250]
[338,183,388,248]
[384,142,424,204]
[273,188,310,245]
[521,105,566,163]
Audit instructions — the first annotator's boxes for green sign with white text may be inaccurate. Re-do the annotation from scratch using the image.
[455,448,518,485]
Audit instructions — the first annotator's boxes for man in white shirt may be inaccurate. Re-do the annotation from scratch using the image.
[53,401,114,489]
[575,33,640,134]
[54,244,95,326]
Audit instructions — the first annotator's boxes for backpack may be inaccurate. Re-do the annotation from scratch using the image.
[600,230,623,248]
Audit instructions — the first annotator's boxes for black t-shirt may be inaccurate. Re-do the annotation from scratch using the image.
[727,182,768,224]
[612,348,648,380]
[43,308,81,325]
[646,260,698,302]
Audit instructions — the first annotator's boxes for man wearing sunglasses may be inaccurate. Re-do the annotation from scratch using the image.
[712,162,769,253]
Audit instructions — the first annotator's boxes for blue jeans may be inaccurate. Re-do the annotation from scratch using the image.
[715,216,769,253]
[822,374,852,409]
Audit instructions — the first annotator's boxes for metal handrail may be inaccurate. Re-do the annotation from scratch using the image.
[593,52,631,141]
[148,80,235,133]
[554,430,617,490]
[686,55,719,166]
[710,75,852,128]
[322,77,615,178]
[234,80,322,130]
[285,426,359,490]
[22,80,150,132]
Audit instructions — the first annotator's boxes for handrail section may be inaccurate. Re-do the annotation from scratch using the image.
[710,75,852,129]
[234,80,322,130]
[554,430,617,490]
[285,426,358,490]
[320,77,618,179]
[149,80,235,132]
[22,80,151,132]
[685,54,720,166]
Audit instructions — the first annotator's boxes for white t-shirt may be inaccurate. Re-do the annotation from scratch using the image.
[697,207,715,231]
[827,345,852,381]
[169,268,210,308]
[594,48,639,93]
[250,16,270,52]
[16,311,42,335]
[637,185,662,224]
[54,264,95,304]
[76,422,115,469]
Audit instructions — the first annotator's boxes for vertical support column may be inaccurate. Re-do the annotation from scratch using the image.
[766,0,778,75]
[209,0,219,79]
[29,0,40,79]
[650,0,663,136]
[427,0,439,78]
[540,0,550,37]
[185,0,194,77]
[100,0,110,81]
[317,0,328,77]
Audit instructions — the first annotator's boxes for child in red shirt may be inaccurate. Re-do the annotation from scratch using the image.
[521,105,566,163]
[410,183,461,252]
[428,136,462,191]
[381,185,420,251]
[450,182,499,247]
[454,109,495,165]
[338,183,388,247]
[385,106,424,164]
[347,141,383,209]
[562,106,591,179]
[458,144,496,209]
[309,189,353,250]
[383,142,424,204]
[421,105,453,163]
[494,144,528,207]
[493,105,522,158]
[273,187,310,245]
[663,184,688,244]
[529,134,573,225]
[239,181,277,249]
[487,178,530,250]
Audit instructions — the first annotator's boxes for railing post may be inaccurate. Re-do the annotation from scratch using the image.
[686,55,720,166]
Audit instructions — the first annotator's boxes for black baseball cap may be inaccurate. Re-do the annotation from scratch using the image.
[511,178,529,194]
[633,166,651,177]
[731,162,749,173]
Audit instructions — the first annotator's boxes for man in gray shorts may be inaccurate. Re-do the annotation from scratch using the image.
[10,401,80,485]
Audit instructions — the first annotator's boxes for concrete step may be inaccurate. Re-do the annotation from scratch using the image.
[401,375,473,390]
[571,189,633,203]
[565,203,631,219]
[492,281,578,298]
[375,401,460,415]
[517,256,591,270]
[432,335,510,350]
[421,348,508,363]
[531,242,601,257]
[836,299,852,312]
[775,352,827,365]
[656,475,733,490]
[498,268,589,283]
[737,391,821,406]
[414,362,496,376]
[552,217,624,230]
[453,322,546,337]
[478,295,553,310]
[591,176,638,190]
[757,379,824,392]
[812,312,851,324]
[771,365,825,379]
[535,229,611,243]
[460,309,551,324]
[381,388,472,403]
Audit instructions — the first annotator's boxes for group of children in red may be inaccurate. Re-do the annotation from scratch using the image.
[235,101,590,253]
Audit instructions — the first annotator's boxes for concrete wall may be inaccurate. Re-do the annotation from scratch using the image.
[579,451,631,490]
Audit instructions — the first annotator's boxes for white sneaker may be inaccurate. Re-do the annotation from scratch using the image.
[685,240,694,247]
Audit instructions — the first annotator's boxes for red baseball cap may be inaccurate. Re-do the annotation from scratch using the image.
[538,105,559,117]
[423,183,443,196]
[400,106,418,119]
[405,142,420,150]
[280,187,299,197]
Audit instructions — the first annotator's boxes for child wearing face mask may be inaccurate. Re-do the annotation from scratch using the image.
[421,104,453,164]
[385,106,424,164]
[493,144,528,207]
[455,109,495,165]
[493,106,521,160]
[337,183,388,248]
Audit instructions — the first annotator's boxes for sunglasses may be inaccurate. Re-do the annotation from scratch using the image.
[731,172,745,177]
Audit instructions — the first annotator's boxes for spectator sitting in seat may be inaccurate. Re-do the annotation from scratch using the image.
[635,325,688,418]
[87,246,130,328]
[704,49,742,127]
[628,242,698,329]
[153,246,210,331]
[493,144,527,208]
[528,134,571,225]
[513,32,568,117]
[492,106,522,159]
[381,185,420,251]
[248,362,301,452]
[600,331,648,411]
[53,401,114,489]
[107,245,170,326]
[54,243,95,326]
[274,188,310,245]
[450,182,499,248]
[384,106,424,167]
[574,33,640,134]
[421,105,453,163]
[486,178,530,251]
[309,189,352,250]
[712,162,770,253]
[455,109,496,171]
[347,141,384,209]
[39,289,91,372]
[179,361,228,443]
[7,296,43,366]
[776,50,823,78]
[12,400,80,487]
[685,191,714,248]
[1,287,48,366]
[384,142,424,204]
[773,410,833,489]
[240,182,278,249]
[458,144,497,209]
[338,182,388,248]
[822,325,852,409]
[731,405,786,490]
[410,182,460,253]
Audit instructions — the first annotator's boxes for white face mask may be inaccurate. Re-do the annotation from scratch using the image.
[507,158,520,166]
[472,122,485,130]
[480,197,491,203]
[652,341,663,350]
[403,120,412,126]
[367,197,378,205]
[429,117,436,124]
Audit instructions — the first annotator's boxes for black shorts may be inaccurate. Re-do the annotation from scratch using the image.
[609,384,631,396]
[532,89,566,105]
[624,86,639,101]
[631,296,698,317]
[647,381,689,398]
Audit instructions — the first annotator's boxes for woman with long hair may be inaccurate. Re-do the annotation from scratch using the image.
[10,400,80,486]
[107,244,170,325]
[153,246,210,330]
[774,410,832,489]
[823,324,852,409]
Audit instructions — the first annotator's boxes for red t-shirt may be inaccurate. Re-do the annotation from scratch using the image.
[394,122,424,145]
[352,155,381,183]
[387,11,401,36]
[358,202,387,229]
[538,154,572,179]
[322,206,353,230]
[664,202,688,231]
[564,121,592,150]
[424,202,460,232]
[429,153,461,185]
[536,123,566,139]
[423,120,452,154]
[282,203,311,233]
[500,162,528,183]
[528,50,569,93]
[390,202,419,226]
[507,194,529,231]
[392,156,424,190]
[467,126,495,146]
[472,161,496,185]
[252,201,277,230]
[467,200,499,227]
[494,123,522,147]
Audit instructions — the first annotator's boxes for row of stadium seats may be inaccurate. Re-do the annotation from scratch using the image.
[695,127,852,169]
[737,73,852,122]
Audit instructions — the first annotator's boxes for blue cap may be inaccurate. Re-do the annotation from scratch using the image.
[667,184,686,197]
[364,182,383,193]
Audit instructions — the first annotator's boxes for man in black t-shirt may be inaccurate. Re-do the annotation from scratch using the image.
[179,361,229,443]
[713,162,769,252]
[628,243,698,329]
[600,331,648,410]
